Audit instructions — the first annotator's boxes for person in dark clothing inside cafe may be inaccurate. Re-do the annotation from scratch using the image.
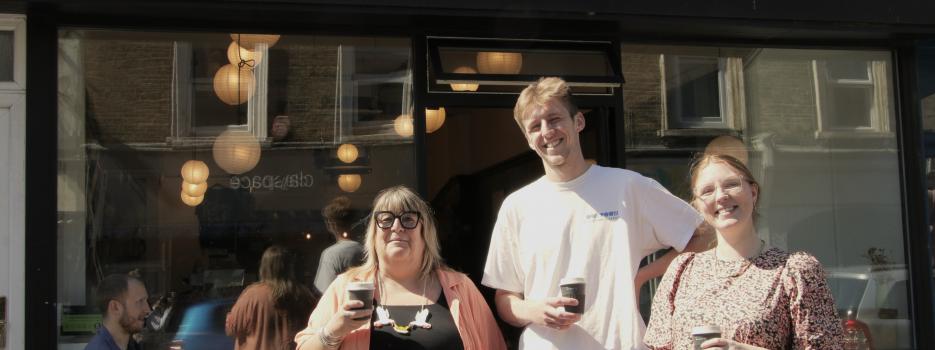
[84,273,152,350]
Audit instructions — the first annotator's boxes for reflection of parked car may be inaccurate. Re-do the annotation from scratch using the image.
[168,298,235,350]
[827,265,913,350]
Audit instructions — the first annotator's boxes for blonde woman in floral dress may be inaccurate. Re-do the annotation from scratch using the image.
[644,154,843,349]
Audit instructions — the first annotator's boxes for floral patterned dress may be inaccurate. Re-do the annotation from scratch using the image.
[644,247,843,349]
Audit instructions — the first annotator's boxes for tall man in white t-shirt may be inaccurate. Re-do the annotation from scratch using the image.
[482,77,710,350]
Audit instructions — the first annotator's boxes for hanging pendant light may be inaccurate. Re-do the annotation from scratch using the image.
[337,174,362,193]
[425,107,446,133]
[229,33,281,50]
[337,143,359,163]
[393,114,414,137]
[180,160,210,184]
[181,191,204,207]
[477,52,523,74]
[182,181,208,197]
[226,41,263,67]
[450,66,479,92]
[213,130,262,175]
[213,64,256,105]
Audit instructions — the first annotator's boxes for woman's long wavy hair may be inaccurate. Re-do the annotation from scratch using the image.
[259,245,315,321]
[346,185,446,281]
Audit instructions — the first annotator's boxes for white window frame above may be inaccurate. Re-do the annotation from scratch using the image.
[169,42,269,146]
[0,15,26,92]
[659,54,746,136]
[812,58,892,138]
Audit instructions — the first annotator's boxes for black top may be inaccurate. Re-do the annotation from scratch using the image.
[369,293,465,350]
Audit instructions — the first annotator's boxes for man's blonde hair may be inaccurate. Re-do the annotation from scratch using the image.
[513,77,579,129]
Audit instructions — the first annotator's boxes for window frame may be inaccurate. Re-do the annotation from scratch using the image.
[658,53,746,136]
[812,57,893,138]
[168,41,270,146]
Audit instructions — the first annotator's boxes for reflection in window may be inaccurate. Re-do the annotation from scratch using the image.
[624,45,904,350]
[813,54,892,135]
[663,55,723,128]
[56,30,414,348]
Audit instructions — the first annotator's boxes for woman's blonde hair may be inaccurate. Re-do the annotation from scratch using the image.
[346,185,445,281]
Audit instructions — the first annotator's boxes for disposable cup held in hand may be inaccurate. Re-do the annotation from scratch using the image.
[691,325,721,350]
[347,281,374,311]
[559,277,586,314]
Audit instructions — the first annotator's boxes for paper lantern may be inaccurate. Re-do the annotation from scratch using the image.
[337,143,359,163]
[213,130,262,175]
[477,52,523,74]
[425,107,446,133]
[394,114,414,137]
[338,174,362,193]
[180,160,210,184]
[229,33,281,50]
[226,41,263,67]
[181,191,204,207]
[182,181,208,197]
[450,66,479,92]
[213,64,256,105]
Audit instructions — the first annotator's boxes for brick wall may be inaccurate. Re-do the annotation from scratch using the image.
[744,51,819,143]
[83,39,345,145]
[621,51,664,148]
[282,44,338,143]
[84,40,174,143]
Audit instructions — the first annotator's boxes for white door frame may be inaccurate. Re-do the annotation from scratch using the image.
[0,14,26,350]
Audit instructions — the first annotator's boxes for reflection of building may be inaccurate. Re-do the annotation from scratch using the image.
[1,1,935,349]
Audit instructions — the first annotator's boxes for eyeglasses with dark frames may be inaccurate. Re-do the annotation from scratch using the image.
[374,211,421,230]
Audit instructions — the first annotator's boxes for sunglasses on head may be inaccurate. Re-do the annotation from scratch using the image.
[374,211,421,229]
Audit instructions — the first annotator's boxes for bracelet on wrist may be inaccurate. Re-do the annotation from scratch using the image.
[318,326,344,348]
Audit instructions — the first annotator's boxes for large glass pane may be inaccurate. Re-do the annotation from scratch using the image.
[56,29,413,349]
[624,44,904,349]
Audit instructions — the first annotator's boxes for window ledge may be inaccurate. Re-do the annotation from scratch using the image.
[657,128,741,138]
[814,130,895,140]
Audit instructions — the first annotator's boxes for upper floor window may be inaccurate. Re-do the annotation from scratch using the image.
[659,53,745,135]
[813,54,893,137]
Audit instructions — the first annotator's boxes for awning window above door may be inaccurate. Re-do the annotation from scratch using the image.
[428,37,622,95]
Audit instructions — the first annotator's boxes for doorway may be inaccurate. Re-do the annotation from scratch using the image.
[425,107,613,278]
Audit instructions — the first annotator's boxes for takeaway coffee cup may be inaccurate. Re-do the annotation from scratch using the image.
[691,325,722,350]
[347,281,374,311]
[559,277,586,314]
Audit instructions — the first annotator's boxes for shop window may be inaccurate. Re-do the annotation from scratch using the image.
[56,30,415,348]
[624,45,907,350]
[659,54,745,136]
[813,56,892,137]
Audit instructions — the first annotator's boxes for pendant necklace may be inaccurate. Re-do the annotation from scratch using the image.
[373,272,432,334]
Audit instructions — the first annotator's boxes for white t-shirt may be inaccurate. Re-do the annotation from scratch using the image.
[482,165,702,350]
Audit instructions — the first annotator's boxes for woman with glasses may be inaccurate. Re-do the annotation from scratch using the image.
[296,185,507,350]
[644,154,843,349]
